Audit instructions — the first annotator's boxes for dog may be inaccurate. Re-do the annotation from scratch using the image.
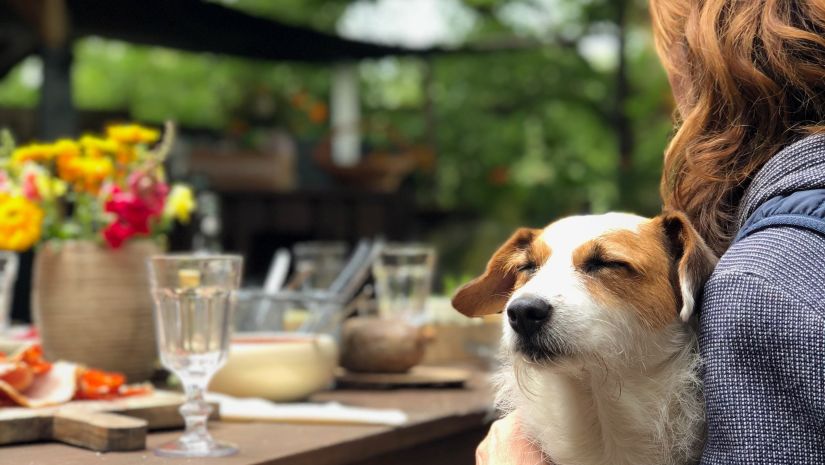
[452,211,717,465]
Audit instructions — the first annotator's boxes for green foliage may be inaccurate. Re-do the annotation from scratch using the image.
[70,39,332,129]
[0,57,40,107]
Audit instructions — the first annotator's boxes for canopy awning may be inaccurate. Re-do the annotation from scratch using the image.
[67,0,440,62]
[0,0,443,78]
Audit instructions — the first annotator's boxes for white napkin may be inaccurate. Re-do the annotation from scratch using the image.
[205,392,408,426]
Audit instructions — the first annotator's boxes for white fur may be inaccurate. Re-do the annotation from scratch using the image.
[678,276,696,322]
[497,213,704,465]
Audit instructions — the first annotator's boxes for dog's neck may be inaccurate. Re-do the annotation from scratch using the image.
[496,327,703,465]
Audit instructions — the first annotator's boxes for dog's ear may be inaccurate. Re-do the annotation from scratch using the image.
[656,211,718,322]
[452,228,540,317]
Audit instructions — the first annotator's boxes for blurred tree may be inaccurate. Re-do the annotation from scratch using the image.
[0,0,674,282]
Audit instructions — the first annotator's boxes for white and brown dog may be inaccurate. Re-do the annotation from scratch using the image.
[452,212,717,465]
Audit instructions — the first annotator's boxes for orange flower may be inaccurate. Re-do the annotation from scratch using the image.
[290,91,309,109]
[56,151,81,183]
[115,145,136,165]
[56,150,114,194]
[309,103,328,123]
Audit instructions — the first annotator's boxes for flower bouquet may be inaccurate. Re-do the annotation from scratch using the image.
[0,122,196,381]
[0,122,194,251]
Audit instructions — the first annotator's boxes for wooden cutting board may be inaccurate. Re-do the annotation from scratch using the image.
[336,366,471,389]
[0,391,219,452]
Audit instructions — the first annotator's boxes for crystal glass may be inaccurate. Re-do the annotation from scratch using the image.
[372,244,436,326]
[148,254,243,458]
[0,252,18,332]
[292,241,348,290]
[233,289,345,335]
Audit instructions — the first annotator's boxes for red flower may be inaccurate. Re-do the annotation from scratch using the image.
[101,173,169,248]
[105,188,153,234]
[102,221,135,249]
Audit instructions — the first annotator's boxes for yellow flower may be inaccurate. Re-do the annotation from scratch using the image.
[106,124,160,145]
[79,135,119,158]
[11,144,53,166]
[20,163,65,202]
[35,173,67,201]
[0,194,43,251]
[164,185,196,224]
[76,157,114,194]
[51,139,80,160]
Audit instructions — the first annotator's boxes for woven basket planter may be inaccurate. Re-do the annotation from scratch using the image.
[32,240,161,382]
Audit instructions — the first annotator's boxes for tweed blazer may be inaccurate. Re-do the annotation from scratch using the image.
[699,134,825,464]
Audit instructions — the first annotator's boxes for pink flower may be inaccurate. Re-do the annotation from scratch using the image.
[22,171,40,201]
[0,171,10,193]
[127,171,168,216]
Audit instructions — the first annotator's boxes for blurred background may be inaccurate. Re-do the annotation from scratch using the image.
[0,0,674,319]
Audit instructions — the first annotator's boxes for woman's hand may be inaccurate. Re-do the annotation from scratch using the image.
[476,412,547,465]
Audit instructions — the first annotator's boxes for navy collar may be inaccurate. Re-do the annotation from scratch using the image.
[737,134,825,229]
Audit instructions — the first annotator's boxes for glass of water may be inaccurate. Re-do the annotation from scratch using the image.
[148,254,243,458]
[372,244,436,326]
[0,252,18,333]
[292,241,348,290]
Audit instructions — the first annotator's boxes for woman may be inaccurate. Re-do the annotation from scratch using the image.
[478,1,825,463]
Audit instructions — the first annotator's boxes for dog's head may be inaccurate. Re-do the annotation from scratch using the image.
[452,211,717,364]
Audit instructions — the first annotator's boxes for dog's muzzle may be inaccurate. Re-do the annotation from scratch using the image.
[507,295,552,337]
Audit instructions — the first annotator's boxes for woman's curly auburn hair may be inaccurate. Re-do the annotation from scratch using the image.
[649,0,825,256]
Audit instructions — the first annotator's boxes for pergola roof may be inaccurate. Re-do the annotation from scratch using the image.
[68,0,438,62]
[0,0,441,78]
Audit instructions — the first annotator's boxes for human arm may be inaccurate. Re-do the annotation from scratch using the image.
[476,412,548,465]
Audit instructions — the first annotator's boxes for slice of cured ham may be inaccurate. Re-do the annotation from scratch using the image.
[0,361,34,392]
[0,343,152,408]
[0,361,78,408]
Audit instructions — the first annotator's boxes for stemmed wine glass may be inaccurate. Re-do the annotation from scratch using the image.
[148,254,243,458]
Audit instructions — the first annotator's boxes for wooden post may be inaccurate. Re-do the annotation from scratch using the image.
[37,0,75,139]
[422,58,437,164]
[613,0,633,206]
[331,62,361,167]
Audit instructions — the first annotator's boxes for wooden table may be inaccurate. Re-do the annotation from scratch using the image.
[1,370,494,465]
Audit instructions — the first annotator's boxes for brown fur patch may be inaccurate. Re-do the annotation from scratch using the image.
[452,228,551,317]
[658,210,719,320]
[512,236,552,289]
[572,222,679,329]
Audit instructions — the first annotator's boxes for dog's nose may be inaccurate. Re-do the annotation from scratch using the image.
[507,295,552,336]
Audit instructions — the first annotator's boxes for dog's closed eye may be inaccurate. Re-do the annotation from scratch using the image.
[580,244,636,275]
[517,262,537,274]
[583,256,633,274]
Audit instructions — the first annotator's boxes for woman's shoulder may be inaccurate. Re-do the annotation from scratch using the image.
[704,226,825,313]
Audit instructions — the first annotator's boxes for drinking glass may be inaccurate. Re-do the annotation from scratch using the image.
[148,254,243,458]
[372,244,436,326]
[292,241,348,290]
[0,252,18,333]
